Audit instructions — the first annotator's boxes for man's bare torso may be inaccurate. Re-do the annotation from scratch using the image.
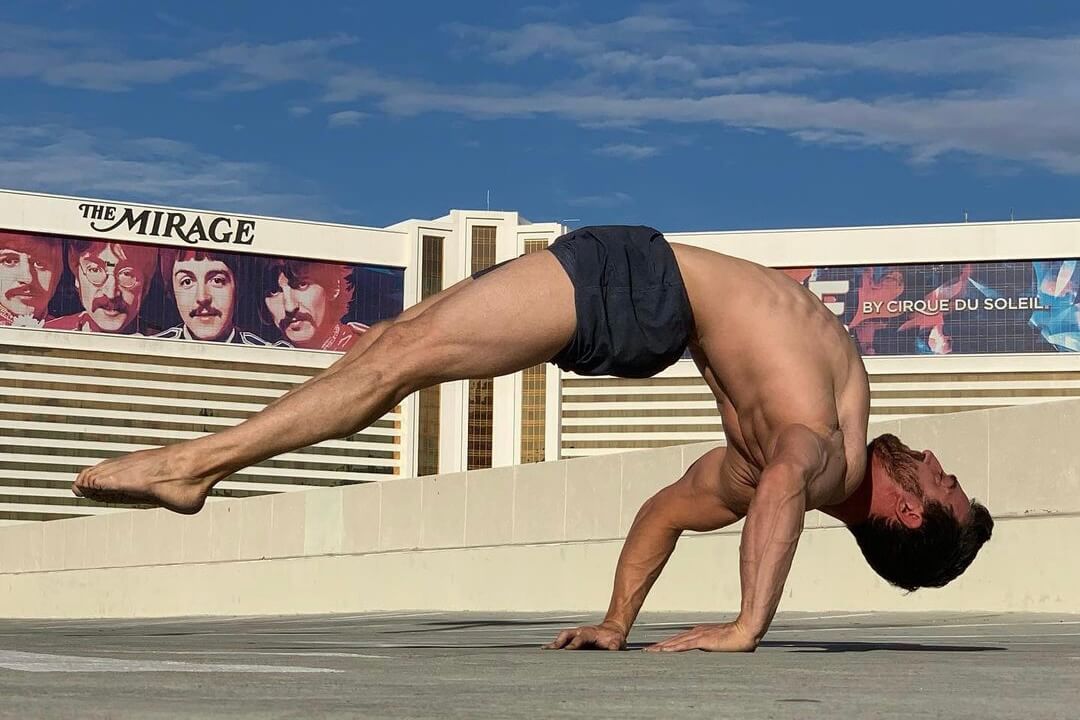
[670,243,871,514]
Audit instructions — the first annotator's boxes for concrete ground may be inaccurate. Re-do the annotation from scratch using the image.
[1,611,1077,719]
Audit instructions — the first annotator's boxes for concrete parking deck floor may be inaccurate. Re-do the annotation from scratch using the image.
[1,610,1077,719]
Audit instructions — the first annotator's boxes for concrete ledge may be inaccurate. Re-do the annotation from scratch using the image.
[2,400,1077,618]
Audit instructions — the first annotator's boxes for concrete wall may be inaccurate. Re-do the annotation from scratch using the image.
[1,399,1077,619]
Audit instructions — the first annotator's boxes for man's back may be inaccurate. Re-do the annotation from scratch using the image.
[671,243,871,500]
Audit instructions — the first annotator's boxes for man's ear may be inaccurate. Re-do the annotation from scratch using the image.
[896,495,924,529]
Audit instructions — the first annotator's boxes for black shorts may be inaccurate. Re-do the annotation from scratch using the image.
[475,225,693,378]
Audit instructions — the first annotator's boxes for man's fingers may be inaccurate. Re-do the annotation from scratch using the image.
[644,630,698,652]
[565,632,591,650]
[543,629,574,649]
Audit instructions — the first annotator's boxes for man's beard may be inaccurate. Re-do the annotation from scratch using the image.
[872,434,924,498]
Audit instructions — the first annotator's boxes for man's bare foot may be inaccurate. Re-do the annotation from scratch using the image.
[72,444,215,515]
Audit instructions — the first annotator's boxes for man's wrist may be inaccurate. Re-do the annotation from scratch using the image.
[599,617,630,636]
[734,614,767,642]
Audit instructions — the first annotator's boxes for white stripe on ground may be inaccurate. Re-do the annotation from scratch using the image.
[0,650,341,673]
[102,650,393,659]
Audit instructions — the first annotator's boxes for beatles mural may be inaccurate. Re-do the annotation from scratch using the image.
[0,229,404,352]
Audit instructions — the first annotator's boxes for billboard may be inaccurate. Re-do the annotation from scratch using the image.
[0,229,404,352]
[784,259,1080,355]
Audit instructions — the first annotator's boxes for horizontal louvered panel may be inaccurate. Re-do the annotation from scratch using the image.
[1,435,398,466]
[0,471,380,494]
[561,432,722,442]
[560,367,1080,459]
[2,352,313,384]
[1,371,282,401]
[563,416,721,427]
[563,385,711,396]
[1,455,396,480]
[7,385,276,413]
[0,330,404,522]
[0,405,401,435]
[871,380,1080,391]
[563,401,718,411]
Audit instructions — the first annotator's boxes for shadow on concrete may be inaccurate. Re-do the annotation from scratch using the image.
[756,640,1007,653]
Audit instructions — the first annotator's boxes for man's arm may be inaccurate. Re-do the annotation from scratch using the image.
[646,425,829,652]
[546,446,741,650]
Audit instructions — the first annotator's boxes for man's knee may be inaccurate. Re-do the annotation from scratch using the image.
[368,316,454,386]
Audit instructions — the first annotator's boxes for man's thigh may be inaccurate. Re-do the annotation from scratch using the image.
[394,249,576,382]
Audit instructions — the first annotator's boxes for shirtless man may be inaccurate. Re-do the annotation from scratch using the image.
[72,226,993,651]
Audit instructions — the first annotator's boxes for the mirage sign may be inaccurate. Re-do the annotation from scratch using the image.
[78,202,257,247]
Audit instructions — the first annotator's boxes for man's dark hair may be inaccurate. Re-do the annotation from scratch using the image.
[255,257,354,328]
[158,248,246,298]
[66,239,158,282]
[849,499,994,592]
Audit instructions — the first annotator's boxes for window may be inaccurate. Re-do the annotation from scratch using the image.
[520,239,549,463]
[467,226,497,469]
[417,235,444,476]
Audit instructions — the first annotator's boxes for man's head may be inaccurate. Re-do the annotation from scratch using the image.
[67,240,157,333]
[0,232,63,321]
[160,249,242,341]
[849,433,993,592]
[258,258,353,348]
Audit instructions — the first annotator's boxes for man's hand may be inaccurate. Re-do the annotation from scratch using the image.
[543,622,627,651]
[644,620,759,653]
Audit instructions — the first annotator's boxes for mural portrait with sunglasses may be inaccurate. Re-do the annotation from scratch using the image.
[46,240,158,334]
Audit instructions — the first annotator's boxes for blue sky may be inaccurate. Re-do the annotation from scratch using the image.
[2,0,1080,231]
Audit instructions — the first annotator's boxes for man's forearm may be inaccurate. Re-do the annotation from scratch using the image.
[602,496,682,634]
[736,467,807,639]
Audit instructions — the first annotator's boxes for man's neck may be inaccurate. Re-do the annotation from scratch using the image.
[820,458,875,526]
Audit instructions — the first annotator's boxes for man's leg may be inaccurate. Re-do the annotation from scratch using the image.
[263,273,474,411]
[73,250,575,513]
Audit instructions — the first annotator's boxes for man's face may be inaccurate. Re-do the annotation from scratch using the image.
[0,240,59,319]
[264,270,329,347]
[75,245,147,333]
[878,435,972,522]
[910,449,972,521]
[172,256,236,341]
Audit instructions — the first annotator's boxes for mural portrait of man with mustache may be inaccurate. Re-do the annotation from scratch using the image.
[46,240,157,334]
[0,231,63,328]
[154,249,274,346]
[258,257,368,351]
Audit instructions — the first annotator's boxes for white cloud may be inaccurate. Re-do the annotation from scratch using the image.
[567,191,633,208]
[327,110,367,127]
[0,124,326,217]
[6,13,1080,175]
[595,143,660,160]
[202,35,356,92]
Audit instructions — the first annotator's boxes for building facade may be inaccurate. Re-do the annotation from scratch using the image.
[1,188,1077,522]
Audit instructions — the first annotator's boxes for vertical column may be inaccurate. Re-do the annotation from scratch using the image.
[467,225,497,470]
[416,235,444,476]
[519,239,550,464]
